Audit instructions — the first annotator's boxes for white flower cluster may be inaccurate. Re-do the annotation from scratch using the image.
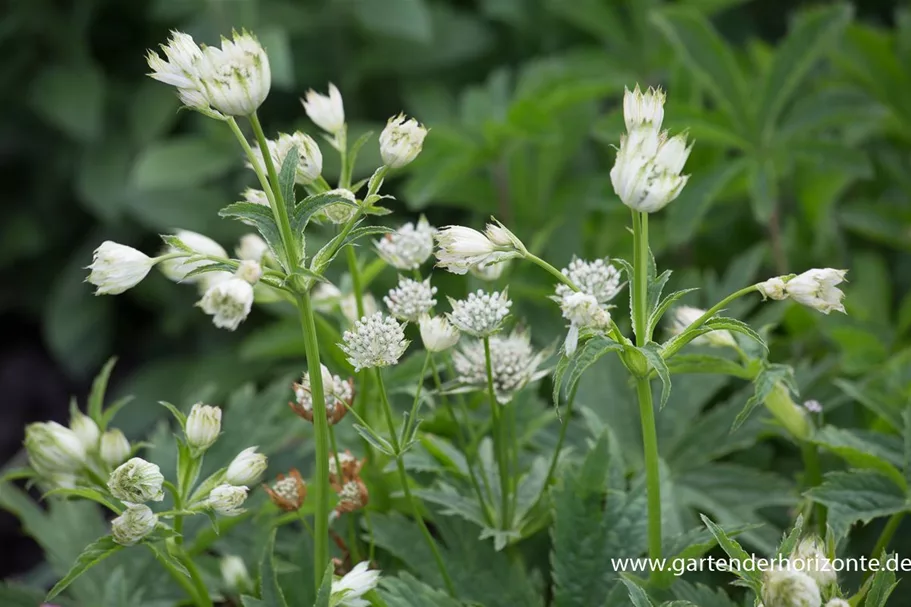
[339,313,410,371]
[610,85,691,213]
[384,277,437,322]
[447,290,512,337]
[554,257,623,303]
[197,260,262,331]
[559,292,613,355]
[435,222,525,275]
[375,217,436,270]
[379,114,428,169]
[146,30,270,119]
[293,364,354,424]
[453,329,546,403]
[669,306,735,348]
[759,536,839,607]
[112,505,158,546]
[248,131,323,185]
[758,269,847,315]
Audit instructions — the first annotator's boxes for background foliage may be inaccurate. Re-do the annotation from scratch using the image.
[3,0,911,603]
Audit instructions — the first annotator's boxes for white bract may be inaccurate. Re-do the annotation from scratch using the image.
[379,114,427,168]
[160,230,230,287]
[790,537,837,588]
[249,131,322,184]
[670,306,736,348]
[611,85,691,213]
[108,457,165,504]
[302,82,345,135]
[331,561,380,607]
[453,328,546,403]
[185,403,222,452]
[87,241,155,295]
[226,447,268,486]
[241,187,270,207]
[757,276,788,300]
[761,567,822,607]
[446,289,512,337]
[207,484,249,516]
[146,32,222,119]
[339,313,409,371]
[384,277,437,322]
[100,429,131,467]
[554,258,623,303]
[435,223,523,275]
[197,261,261,330]
[236,234,270,262]
[25,421,87,475]
[558,291,612,355]
[69,410,100,452]
[375,217,436,270]
[111,505,158,546]
[419,314,461,352]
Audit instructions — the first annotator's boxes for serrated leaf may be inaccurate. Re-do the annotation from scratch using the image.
[699,515,762,591]
[648,288,699,338]
[865,564,898,607]
[354,424,396,456]
[665,354,752,379]
[379,573,462,607]
[310,224,393,276]
[158,401,187,428]
[343,130,374,187]
[291,192,358,238]
[733,363,795,431]
[553,336,623,408]
[806,470,908,539]
[160,234,194,252]
[88,357,117,424]
[639,343,671,410]
[621,579,655,607]
[46,536,124,601]
[812,426,907,490]
[313,562,334,607]
[777,514,805,558]
[219,202,286,270]
[277,146,298,215]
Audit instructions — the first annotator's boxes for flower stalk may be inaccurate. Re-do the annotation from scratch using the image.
[484,337,512,530]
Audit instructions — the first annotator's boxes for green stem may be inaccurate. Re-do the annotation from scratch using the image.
[632,210,648,343]
[636,377,662,565]
[365,509,376,563]
[179,552,214,607]
[295,293,332,588]
[801,441,827,532]
[374,370,457,596]
[661,284,760,361]
[524,252,579,292]
[147,545,206,607]
[403,353,432,442]
[297,508,315,538]
[534,384,579,511]
[870,512,904,561]
[484,337,511,530]
[225,117,276,207]
[347,247,366,319]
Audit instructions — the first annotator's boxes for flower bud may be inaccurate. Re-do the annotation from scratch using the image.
[379,113,427,168]
[434,225,519,275]
[108,458,165,504]
[195,31,271,117]
[69,410,100,452]
[419,314,460,352]
[207,484,249,516]
[226,447,268,486]
[250,132,323,185]
[319,188,358,225]
[198,276,256,331]
[785,269,847,315]
[185,404,222,451]
[159,230,229,286]
[761,567,821,607]
[111,504,158,546]
[236,234,270,262]
[790,537,837,589]
[100,429,131,467]
[484,220,526,253]
[623,85,665,130]
[87,242,155,295]
[25,422,86,475]
[263,469,307,511]
[669,306,735,348]
[302,83,345,135]
[331,562,380,606]
[220,555,253,594]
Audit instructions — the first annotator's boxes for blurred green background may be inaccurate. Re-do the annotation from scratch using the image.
[4,0,911,580]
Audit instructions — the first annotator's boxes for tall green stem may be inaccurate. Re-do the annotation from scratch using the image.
[147,545,207,607]
[524,252,579,292]
[374,370,456,596]
[484,337,511,529]
[801,441,827,531]
[870,512,904,561]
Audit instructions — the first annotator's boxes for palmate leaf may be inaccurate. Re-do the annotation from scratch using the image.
[806,470,909,539]
[46,536,124,601]
[812,426,907,490]
[380,573,461,607]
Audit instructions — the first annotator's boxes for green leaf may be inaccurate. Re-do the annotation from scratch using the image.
[379,573,462,607]
[776,514,805,558]
[699,515,762,591]
[43,488,122,514]
[131,136,237,190]
[309,224,393,276]
[812,426,907,490]
[277,145,299,220]
[639,343,671,410]
[758,4,853,136]
[158,401,187,429]
[904,408,911,488]
[99,396,133,431]
[88,357,117,424]
[219,202,286,270]
[733,363,795,431]
[665,354,752,379]
[865,563,898,607]
[807,470,908,539]
[352,0,433,43]
[46,535,124,601]
[353,424,396,456]
[260,529,289,607]
[620,579,655,607]
[30,64,106,141]
[291,192,358,238]
[648,288,699,338]
[313,562,334,607]
[749,157,778,223]
[553,336,624,407]
[344,130,375,186]
[0,582,46,607]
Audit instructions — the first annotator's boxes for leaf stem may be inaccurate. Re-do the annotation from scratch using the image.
[524,252,578,292]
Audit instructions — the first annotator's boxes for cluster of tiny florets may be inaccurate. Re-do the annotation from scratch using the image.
[384,277,437,322]
[272,477,299,503]
[447,290,512,337]
[453,329,544,403]
[339,313,409,371]
[555,258,623,303]
[293,364,353,422]
[375,218,436,270]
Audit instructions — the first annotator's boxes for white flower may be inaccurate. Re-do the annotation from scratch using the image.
[236,234,270,262]
[319,188,358,225]
[111,504,158,546]
[790,537,837,589]
[221,555,253,593]
[195,31,270,117]
[554,257,623,303]
[379,114,427,168]
[341,292,378,326]
[197,262,261,330]
[669,306,735,348]
[241,187,270,207]
[226,447,267,486]
[87,241,155,295]
[207,484,249,516]
[558,292,612,355]
[108,457,165,504]
[785,269,847,315]
[249,131,322,184]
[159,230,229,286]
[419,314,460,352]
[302,82,345,135]
[453,328,547,403]
[623,85,666,130]
[375,217,436,270]
[292,364,354,424]
[146,32,224,119]
[803,400,822,414]
[25,421,86,475]
[435,224,522,275]
[331,561,380,607]
[761,567,821,607]
[384,277,437,322]
[185,403,222,452]
[69,410,100,452]
[758,276,789,300]
[100,429,131,467]
[339,313,409,371]
[446,289,512,337]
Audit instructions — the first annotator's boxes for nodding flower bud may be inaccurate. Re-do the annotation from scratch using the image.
[290,365,353,425]
[249,131,323,185]
[379,113,427,168]
[207,484,249,516]
[331,562,380,606]
[761,566,821,607]
[419,314,461,353]
[226,447,268,486]
[87,241,155,295]
[111,504,158,546]
[434,221,523,276]
[100,429,131,467]
[69,410,100,452]
[108,458,165,504]
[25,422,86,475]
[339,313,409,371]
[263,469,307,511]
[758,269,847,315]
[220,555,253,594]
[302,82,345,136]
[185,403,222,452]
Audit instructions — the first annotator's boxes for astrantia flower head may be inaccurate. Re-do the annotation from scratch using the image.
[790,537,837,588]
[669,306,735,348]
[419,314,460,352]
[108,457,165,504]
[185,403,222,452]
[111,504,158,546]
[331,561,380,607]
[623,85,666,130]
[226,446,267,486]
[195,30,270,117]
[379,113,427,168]
[159,230,229,286]
[69,410,100,452]
[558,291,612,355]
[146,31,224,119]
[329,451,363,485]
[435,222,524,275]
[25,421,86,475]
[207,484,249,516]
[249,131,323,184]
[100,429,131,467]
[453,328,547,403]
[290,364,353,425]
[375,217,436,270]
[263,469,307,511]
[554,258,623,303]
[302,82,345,135]
[761,566,821,607]
[334,478,369,515]
[197,262,261,330]
[339,312,409,371]
[785,269,847,315]
[447,289,512,337]
[87,242,155,295]
[384,277,437,322]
